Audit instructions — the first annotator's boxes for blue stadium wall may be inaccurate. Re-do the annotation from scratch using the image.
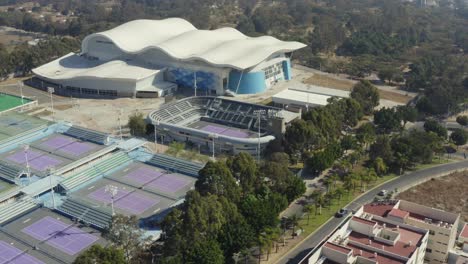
[283,59,292,80]
[166,68,217,90]
[227,71,266,94]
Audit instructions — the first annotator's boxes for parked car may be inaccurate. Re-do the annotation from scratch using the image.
[335,208,348,218]
[378,189,388,196]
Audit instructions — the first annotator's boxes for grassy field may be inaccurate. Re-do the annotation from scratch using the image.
[0,93,32,112]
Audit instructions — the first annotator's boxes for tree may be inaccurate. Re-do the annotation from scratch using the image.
[373,157,388,175]
[228,152,258,195]
[424,119,448,139]
[127,112,146,136]
[378,66,399,83]
[456,115,468,127]
[369,136,393,162]
[185,239,225,264]
[284,119,314,154]
[287,214,300,239]
[356,122,376,148]
[341,135,357,153]
[167,141,185,157]
[350,80,380,115]
[105,215,146,263]
[397,105,418,129]
[74,245,126,264]
[450,129,468,148]
[303,204,314,225]
[374,107,402,133]
[196,161,241,202]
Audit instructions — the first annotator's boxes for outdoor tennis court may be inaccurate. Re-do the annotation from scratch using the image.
[2,148,67,172]
[189,120,256,138]
[22,216,98,255]
[104,162,196,199]
[88,186,160,215]
[0,112,48,140]
[0,240,44,264]
[2,208,106,264]
[32,134,100,158]
[70,179,175,217]
[0,93,32,112]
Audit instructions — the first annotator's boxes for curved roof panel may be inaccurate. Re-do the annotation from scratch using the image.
[82,18,306,70]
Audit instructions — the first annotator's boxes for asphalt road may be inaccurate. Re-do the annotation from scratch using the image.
[277,160,468,264]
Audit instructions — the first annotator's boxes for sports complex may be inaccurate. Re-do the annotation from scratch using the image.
[29,18,306,98]
[148,96,300,155]
[0,111,204,263]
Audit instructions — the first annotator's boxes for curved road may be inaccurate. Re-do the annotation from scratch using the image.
[277,160,468,264]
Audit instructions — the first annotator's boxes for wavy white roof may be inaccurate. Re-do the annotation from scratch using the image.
[82,18,306,70]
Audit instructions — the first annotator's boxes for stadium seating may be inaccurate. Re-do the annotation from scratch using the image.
[64,126,108,145]
[61,152,132,191]
[0,197,38,225]
[0,161,22,183]
[57,199,112,230]
[146,154,203,177]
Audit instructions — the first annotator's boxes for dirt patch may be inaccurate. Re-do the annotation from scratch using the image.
[54,104,73,111]
[396,171,468,221]
[304,74,412,104]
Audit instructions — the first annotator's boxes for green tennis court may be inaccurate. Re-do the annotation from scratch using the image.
[0,93,32,112]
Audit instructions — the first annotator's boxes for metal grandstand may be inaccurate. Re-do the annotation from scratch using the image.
[0,161,24,184]
[64,126,109,145]
[57,198,113,230]
[146,153,203,177]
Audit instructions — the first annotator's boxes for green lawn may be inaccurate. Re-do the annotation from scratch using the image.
[0,94,32,112]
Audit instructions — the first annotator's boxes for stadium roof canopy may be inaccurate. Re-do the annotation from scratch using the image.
[81,18,306,70]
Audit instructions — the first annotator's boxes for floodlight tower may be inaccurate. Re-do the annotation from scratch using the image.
[118,109,124,140]
[154,119,160,153]
[105,185,118,216]
[209,133,218,160]
[47,166,56,209]
[193,72,198,97]
[22,144,31,184]
[47,87,55,121]
[253,110,265,163]
[18,82,24,111]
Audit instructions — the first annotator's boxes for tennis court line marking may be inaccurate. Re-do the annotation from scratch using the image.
[88,185,95,190]
[23,218,31,224]
[153,208,160,213]
[123,168,129,172]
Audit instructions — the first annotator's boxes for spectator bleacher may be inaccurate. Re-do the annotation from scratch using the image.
[60,152,132,191]
[57,198,112,230]
[64,126,109,145]
[0,161,22,183]
[0,197,38,225]
[146,154,203,177]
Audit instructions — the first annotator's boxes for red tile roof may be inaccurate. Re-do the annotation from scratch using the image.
[352,216,377,226]
[363,203,396,217]
[460,224,468,238]
[388,208,409,219]
[347,244,406,264]
[324,242,352,254]
[348,231,419,258]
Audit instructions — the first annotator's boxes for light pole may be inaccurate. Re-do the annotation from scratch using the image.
[253,110,264,163]
[18,82,24,111]
[22,144,31,184]
[154,120,160,153]
[47,87,55,121]
[193,72,197,97]
[118,109,123,140]
[105,185,118,216]
[47,166,56,209]
[210,133,218,160]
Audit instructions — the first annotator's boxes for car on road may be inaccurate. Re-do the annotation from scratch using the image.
[378,189,388,196]
[335,208,348,218]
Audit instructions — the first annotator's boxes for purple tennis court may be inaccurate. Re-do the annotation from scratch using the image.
[28,155,63,171]
[22,216,98,255]
[148,174,191,194]
[6,149,42,164]
[201,124,250,138]
[123,167,164,185]
[88,187,160,214]
[59,142,96,156]
[0,241,44,264]
[39,136,75,150]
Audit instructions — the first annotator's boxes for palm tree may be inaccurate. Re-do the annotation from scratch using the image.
[240,249,250,264]
[265,227,281,254]
[303,204,314,225]
[329,174,339,189]
[288,215,300,239]
[335,186,345,201]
